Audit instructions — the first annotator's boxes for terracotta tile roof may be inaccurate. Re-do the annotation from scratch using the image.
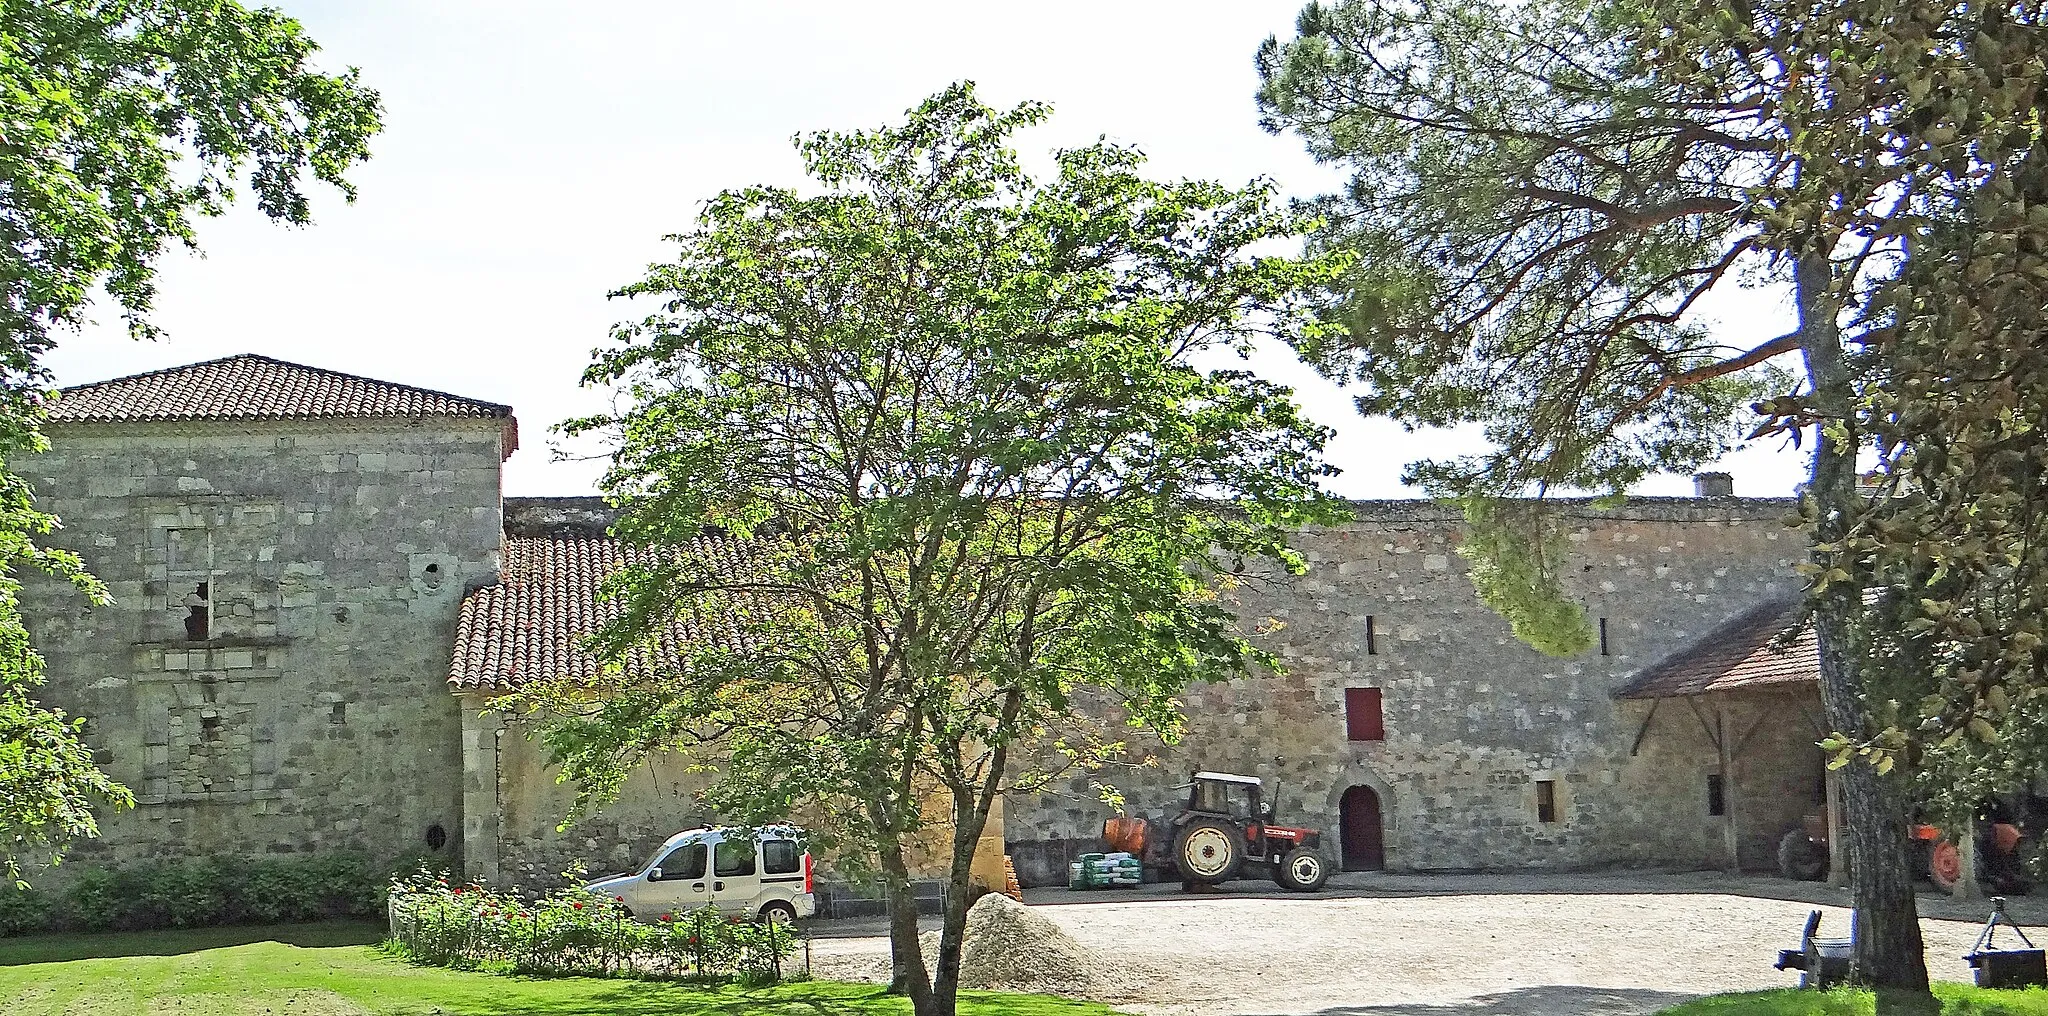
[1613,598,1819,699]
[448,531,755,691]
[50,354,517,454]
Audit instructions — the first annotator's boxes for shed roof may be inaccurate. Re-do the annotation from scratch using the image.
[1612,598,1819,699]
[447,530,755,691]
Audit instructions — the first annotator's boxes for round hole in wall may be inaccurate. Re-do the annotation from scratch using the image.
[425,824,448,851]
[421,562,443,590]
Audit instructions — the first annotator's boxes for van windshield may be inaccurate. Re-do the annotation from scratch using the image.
[652,841,706,880]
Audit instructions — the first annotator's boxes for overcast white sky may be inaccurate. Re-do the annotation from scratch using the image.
[48,1,1810,499]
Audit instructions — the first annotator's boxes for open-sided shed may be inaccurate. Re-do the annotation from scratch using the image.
[1615,599,1840,877]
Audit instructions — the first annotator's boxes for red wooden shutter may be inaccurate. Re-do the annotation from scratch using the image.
[1345,687,1385,741]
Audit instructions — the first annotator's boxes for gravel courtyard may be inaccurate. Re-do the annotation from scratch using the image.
[808,870,2041,1016]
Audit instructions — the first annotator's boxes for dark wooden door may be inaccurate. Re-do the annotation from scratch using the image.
[1341,784,1385,871]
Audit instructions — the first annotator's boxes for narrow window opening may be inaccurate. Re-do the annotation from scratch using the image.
[1365,615,1378,655]
[1598,617,1610,656]
[1707,773,1727,816]
[331,702,347,724]
[425,824,448,851]
[1536,780,1559,823]
[200,714,222,741]
[183,582,211,641]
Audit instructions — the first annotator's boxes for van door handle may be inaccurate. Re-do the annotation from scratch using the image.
[692,882,706,891]
[714,881,725,891]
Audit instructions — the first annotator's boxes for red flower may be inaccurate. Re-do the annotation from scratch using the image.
[451,887,464,896]
[572,902,583,910]
[660,913,673,922]
[614,895,624,902]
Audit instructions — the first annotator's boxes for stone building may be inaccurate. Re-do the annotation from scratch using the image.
[21,355,513,868]
[21,355,1831,888]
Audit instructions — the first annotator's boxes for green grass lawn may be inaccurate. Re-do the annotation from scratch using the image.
[0,923,1129,1016]
[1657,983,2048,1015]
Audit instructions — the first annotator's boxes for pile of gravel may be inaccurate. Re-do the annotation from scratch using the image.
[812,892,1156,1002]
[920,892,1114,998]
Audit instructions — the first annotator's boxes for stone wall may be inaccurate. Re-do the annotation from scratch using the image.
[19,419,506,874]
[1003,498,1820,880]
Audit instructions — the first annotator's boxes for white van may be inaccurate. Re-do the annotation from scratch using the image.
[586,825,816,924]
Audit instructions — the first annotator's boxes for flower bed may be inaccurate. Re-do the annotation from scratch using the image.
[385,872,800,984]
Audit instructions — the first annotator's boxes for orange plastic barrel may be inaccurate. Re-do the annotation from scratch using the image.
[1103,816,1149,855]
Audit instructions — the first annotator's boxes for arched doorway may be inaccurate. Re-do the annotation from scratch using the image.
[1340,784,1385,871]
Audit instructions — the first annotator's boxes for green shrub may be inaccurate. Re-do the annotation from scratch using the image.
[0,851,411,937]
[0,886,48,936]
[385,872,801,984]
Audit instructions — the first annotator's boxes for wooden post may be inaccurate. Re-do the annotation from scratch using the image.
[1825,770,1848,887]
[1954,817,1980,900]
[1718,704,1739,873]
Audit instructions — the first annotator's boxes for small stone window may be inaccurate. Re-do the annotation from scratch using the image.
[1707,774,1727,816]
[1365,615,1378,655]
[425,824,448,851]
[1536,780,1559,823]
[1598,617,1611,656]
[182,581,211,640]
[330,701,347,724]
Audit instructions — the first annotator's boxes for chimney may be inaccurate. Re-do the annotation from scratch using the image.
[1693,472,1735,498]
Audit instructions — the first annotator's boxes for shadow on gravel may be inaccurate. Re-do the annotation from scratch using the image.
[1246,985,1698,1016]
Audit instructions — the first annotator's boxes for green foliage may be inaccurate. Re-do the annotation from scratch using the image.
[1257,0,1783,502]
[521,82,1347,1014]
[0,0,380,882]
[1455,499,1595,657]
[385,872,799,983]
[1,852,393,936]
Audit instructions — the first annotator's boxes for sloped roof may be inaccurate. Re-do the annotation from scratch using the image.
[448,531,756,691]
[1613,598,1819,699]
[49,354,517,454]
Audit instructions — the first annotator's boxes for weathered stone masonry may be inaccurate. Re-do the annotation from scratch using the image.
[1002,499,1827,882]
[23,408,508,869]
[19,356,1828,890]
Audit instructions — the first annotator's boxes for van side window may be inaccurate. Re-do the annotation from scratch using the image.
[763,840,801,875]
[715,838,756,877]
[654,843,706,880]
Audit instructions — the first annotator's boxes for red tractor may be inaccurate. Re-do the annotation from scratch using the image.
[1102,771,1331,892]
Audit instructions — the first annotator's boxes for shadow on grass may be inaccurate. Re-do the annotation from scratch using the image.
[398,980,1114,1016]
[0,921,385,965]
[1235,985,1698,1016]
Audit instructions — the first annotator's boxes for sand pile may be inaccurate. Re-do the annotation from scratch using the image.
[920,892,1114,997]
[811,892,1162,1002]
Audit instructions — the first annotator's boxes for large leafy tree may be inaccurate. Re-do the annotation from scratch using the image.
[1257,0,1938,985]
[0,1,381,880]
[1660,0,2048,843]
[521,84,1347,1016]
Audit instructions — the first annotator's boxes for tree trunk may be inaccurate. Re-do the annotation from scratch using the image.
[925,786,990,1016]
[1796,253,1931,992]
[875,833,934,1011]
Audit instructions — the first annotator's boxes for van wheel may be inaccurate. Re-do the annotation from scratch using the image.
[758,901,798,925]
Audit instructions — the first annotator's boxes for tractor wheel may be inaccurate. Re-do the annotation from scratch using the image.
[1929,839,1963,892]
[1777,829,1828,881]
[1274,847,1330,892]
[1174,819,1243,884]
